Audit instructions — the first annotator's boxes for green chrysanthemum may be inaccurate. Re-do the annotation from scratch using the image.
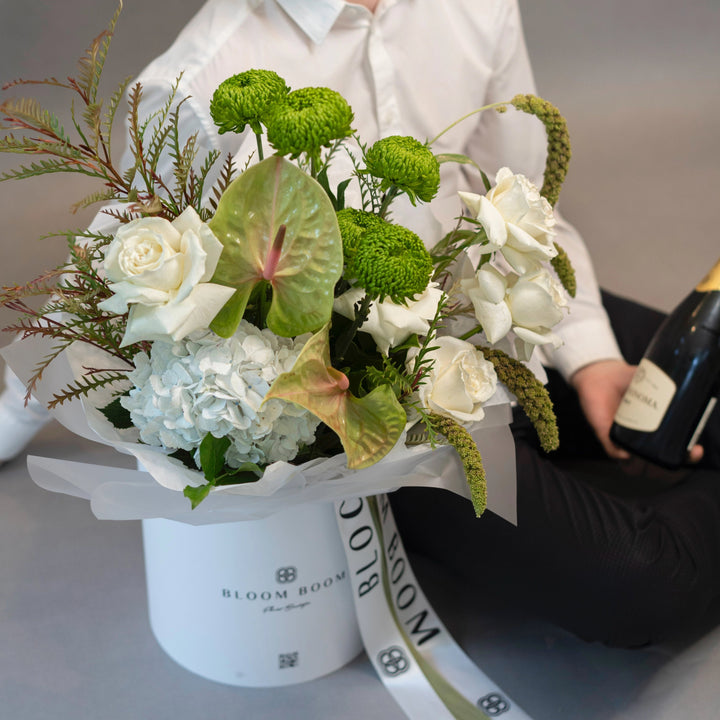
[365,135,441,205]
[336,208,386,263]
[348,222,433,304]
[210,69,289,135]
[265,87,354,159]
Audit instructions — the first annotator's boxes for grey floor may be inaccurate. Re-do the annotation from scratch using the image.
[1,1,720,718]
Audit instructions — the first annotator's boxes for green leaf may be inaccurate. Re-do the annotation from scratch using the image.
[99,396,133,429]
[435,152,482,172]
[215,462,263,486]
[208,286,253,337]
[198,433,231,483]
[183,483,212,510]
[209,156,343,337]
[264,324,406,469]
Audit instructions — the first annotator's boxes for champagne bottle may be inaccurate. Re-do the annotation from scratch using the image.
[610,258,720,468]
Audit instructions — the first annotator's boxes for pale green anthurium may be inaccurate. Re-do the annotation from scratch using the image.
[208,156,343,337]
[264,324,407,469]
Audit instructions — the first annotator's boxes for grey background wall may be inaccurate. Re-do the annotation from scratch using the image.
[0,0,718,351]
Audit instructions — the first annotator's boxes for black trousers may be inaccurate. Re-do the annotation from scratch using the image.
[391,292,720,647]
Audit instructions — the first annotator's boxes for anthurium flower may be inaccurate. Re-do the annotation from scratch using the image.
[459,167,557,273]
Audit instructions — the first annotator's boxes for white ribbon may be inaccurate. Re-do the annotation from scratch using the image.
[337,494,533,720]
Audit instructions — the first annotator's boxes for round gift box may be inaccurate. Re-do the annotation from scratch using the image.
[142,501,363,686]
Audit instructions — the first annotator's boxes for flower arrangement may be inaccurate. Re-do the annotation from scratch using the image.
[0,6,573,517]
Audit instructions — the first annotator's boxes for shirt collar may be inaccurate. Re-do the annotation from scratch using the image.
[275,0,347,45]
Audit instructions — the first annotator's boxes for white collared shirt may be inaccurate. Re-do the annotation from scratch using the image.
[129,0,622,378]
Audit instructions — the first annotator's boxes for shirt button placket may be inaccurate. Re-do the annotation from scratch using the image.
[367,22,402,136]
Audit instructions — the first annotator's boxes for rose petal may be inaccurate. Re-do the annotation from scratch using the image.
[476,195,508,249]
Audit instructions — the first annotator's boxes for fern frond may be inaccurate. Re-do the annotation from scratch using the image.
[21,344,70,404]
[47,369,129,410]
[76,1,123,106]
[173,132,198,201]
[185,149,221,216]
[81,101,103,150]
[103,75,132,151]
[2,76,74,93]
[1,276,60,306]
[0,97,72,143]
[0,158,78,181]
[70,189,119,213]
[208,152,237,211]
[102,205,138,224]
[126,82,145,168]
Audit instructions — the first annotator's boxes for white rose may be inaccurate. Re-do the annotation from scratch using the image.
[460,265,512,344]
[459,167,557,273]
[98,207,234,346]
[461,265,567,361]
[333,282,444,355]
[407,336,497,423]
[507,268,567,360]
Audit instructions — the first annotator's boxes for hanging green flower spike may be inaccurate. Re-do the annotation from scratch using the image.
[265,86,354,160]
[210,69,289,135]
[365,135,440,205]
[336,208,386,263]
[347,222,433,304]
[428,413,487,517]
[508,93,576,297]
[479,346,559,453]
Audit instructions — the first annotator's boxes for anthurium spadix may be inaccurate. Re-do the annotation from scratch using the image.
[264,324,407,469]
[208,156,343,338]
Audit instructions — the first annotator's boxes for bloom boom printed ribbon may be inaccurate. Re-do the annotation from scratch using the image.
[336,494,532,720]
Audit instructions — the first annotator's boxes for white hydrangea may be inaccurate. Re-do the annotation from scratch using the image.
[120,320,320,468]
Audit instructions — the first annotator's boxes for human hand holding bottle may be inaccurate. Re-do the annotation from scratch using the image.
[572,359,705,463]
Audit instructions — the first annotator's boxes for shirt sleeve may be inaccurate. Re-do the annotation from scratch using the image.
[463,0,623,380]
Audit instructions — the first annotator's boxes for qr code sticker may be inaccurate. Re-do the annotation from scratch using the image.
[279,652,299,669]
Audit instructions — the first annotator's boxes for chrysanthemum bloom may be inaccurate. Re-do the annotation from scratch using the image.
[364,135,440,205]
[335,208,386,264]
[210,69,289,135]
[265,86,354,159]
[346,222,433,304]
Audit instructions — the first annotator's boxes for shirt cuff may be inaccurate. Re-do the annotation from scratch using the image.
[540,316,624,380]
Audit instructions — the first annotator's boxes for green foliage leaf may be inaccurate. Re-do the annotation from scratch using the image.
[435,152,478,170]
[183,483,212,510]
[184,435,263,509]
[209,156,343,337]
[198,433,231,483]
[99,396,133,429]
[264,324,406,469]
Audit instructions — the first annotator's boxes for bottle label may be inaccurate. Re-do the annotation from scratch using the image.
[614,358,676,432]
[696,259,720,292]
